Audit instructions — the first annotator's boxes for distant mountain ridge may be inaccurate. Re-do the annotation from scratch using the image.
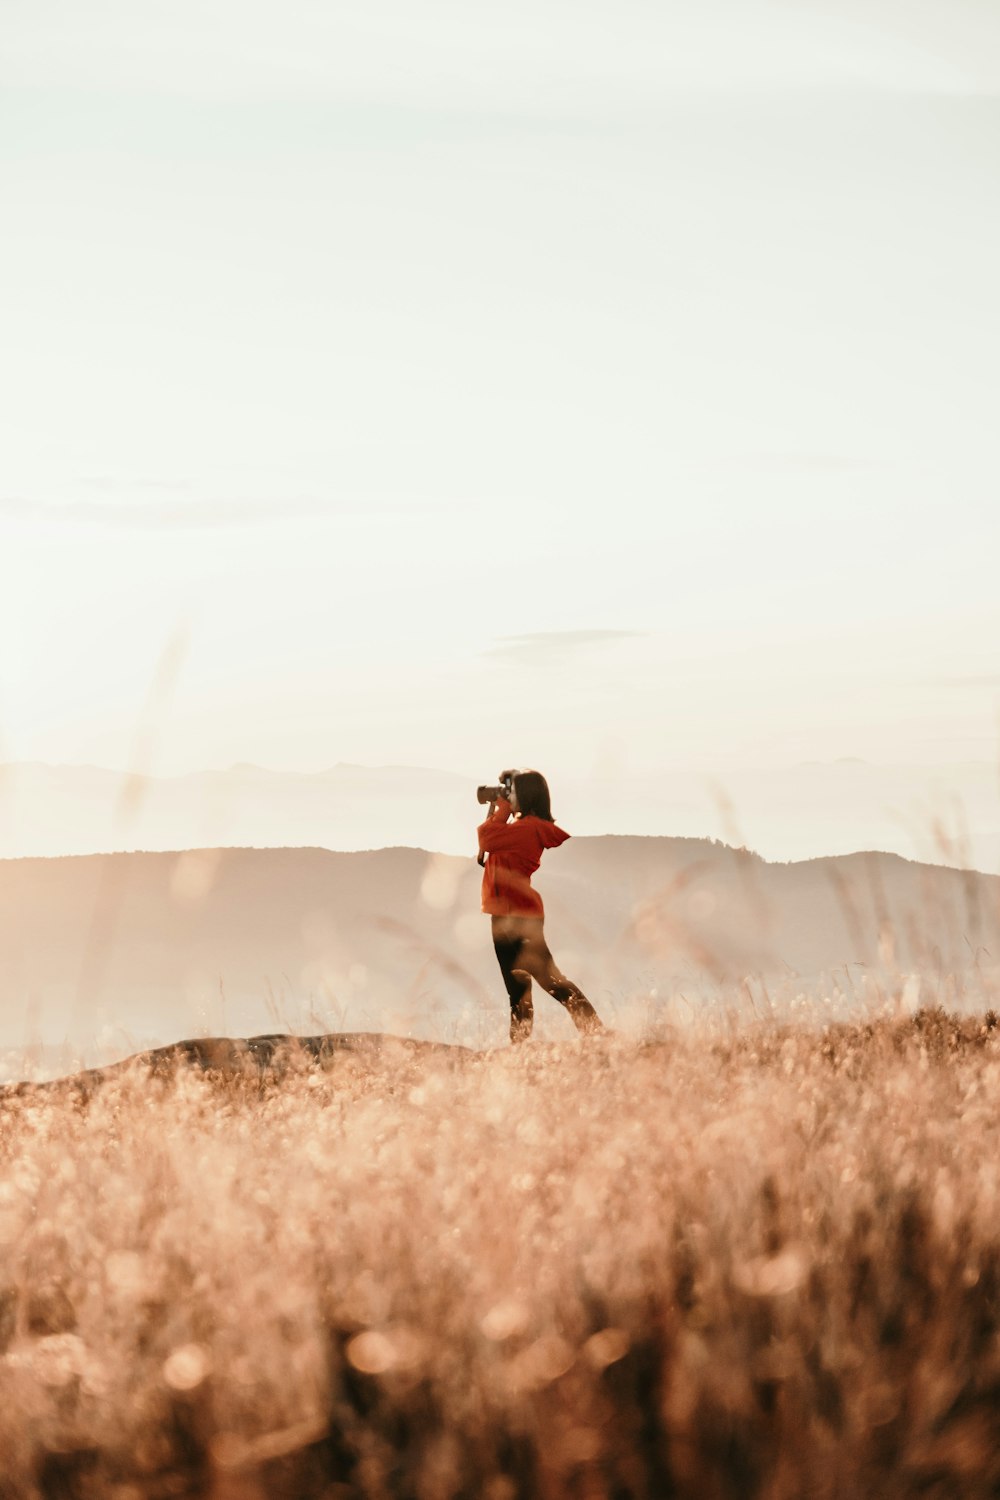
[1,835,996,1055]
[1,758,996,872]
[0,760,471,860]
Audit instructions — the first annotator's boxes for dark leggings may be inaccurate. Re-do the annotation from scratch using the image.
[491,915,604,1043]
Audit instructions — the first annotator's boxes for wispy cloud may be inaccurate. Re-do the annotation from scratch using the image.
[486,629,645,662]
[78,476,194,493]
[0,496,341,528]
[724,453,880,473]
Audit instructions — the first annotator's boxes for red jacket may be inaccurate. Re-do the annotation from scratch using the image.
[477,797,570,917]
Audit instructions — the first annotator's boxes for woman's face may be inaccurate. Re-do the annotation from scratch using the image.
[508,783,520,814]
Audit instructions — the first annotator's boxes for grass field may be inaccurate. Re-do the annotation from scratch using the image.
[2,1007,999,1498]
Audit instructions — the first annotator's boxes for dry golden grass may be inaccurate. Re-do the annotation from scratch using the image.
[2,1008,1000,1498]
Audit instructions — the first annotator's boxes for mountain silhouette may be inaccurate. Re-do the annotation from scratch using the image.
[1,759,997,871]
[1,836,996,1057]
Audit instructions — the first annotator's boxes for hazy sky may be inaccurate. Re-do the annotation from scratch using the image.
[3,0,1000,787]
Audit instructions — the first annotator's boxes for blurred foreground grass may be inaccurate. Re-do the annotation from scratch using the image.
[2,1010,1000,1499]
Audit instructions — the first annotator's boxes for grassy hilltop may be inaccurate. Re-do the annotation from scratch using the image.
[2,1011,1000,1498]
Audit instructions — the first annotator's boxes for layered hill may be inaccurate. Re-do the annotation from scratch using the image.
[1,836,997,1054]
[1,759,997,871]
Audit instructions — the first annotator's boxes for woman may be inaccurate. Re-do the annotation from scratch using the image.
[477,768,604,1043]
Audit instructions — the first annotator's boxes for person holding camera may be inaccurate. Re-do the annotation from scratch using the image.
[476,768,605,1044]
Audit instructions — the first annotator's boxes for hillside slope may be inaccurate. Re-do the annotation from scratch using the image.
[1,836,996,1049]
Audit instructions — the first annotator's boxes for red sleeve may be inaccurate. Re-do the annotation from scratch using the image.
[477,798,522,853]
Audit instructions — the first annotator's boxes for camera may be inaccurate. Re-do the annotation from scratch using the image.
[476,771,515,805]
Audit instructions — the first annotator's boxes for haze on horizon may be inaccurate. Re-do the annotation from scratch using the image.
[3,0,1000,844]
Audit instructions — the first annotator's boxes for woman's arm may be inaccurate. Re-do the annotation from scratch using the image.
[477,797,523,854]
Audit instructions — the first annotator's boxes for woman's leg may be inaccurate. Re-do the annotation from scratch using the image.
[491,917,534,1043]
[512,923,605,1036]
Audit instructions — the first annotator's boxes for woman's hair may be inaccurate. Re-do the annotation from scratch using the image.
[512,769,553,821]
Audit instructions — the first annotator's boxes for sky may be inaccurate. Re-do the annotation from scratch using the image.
[3,0,1000,799]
